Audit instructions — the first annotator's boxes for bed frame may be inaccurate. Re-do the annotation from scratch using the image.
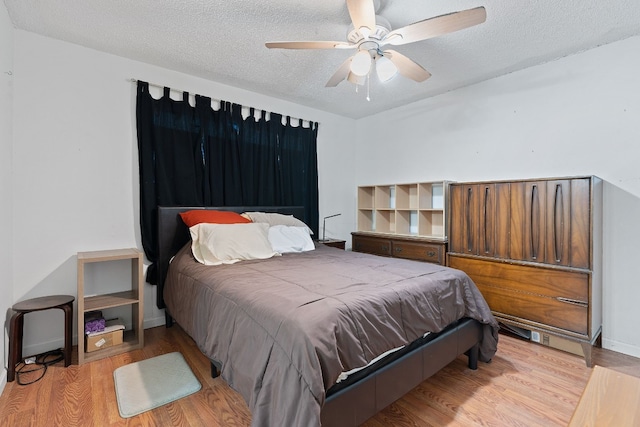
[156,206,484,427]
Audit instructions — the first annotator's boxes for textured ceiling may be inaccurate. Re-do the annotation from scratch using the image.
[5,0,640,119]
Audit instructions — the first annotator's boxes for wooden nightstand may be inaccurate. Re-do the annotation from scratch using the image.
[318,239,346,250]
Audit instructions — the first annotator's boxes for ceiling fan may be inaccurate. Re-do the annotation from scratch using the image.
[265,0,486,87]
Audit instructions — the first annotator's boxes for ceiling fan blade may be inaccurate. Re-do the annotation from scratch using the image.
[325,56,354,87]
[347,0,376,33]
[265,41,355,49]
[383,6,486,46]
[385,50,431,82]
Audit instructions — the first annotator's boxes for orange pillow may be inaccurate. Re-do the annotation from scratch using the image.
[179,210,252,227]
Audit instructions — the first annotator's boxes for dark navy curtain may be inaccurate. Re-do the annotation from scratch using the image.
[136,81,319,284]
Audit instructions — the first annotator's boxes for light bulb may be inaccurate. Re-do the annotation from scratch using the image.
[350,50,372,77]
[376,56,397,82]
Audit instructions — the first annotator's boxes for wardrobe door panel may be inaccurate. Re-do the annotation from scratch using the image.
[478,183,495,257]
[448,184,465,254]
[523,181,546,263]
[509,182,526,260]
[494,183,511,259]
[570,178,591,268]
[449,184,479,255]
[545,179,571,266]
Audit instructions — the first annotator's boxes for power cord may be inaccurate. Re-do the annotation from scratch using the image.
[15,348,65,386]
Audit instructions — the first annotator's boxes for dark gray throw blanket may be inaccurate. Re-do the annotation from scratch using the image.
[165,243,498,427]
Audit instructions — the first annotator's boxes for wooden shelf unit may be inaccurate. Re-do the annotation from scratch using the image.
[77,248,144,364]
[356,181,448,240]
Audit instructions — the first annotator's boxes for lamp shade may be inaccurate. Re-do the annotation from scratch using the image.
[376,56,398,82]
[350,50,372,77]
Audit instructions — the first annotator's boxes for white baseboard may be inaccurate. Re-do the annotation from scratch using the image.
[144,315,167,329]
[19,315,170,359]
[603,338,640,359]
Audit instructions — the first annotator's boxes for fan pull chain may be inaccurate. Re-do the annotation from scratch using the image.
[366,74,371,102]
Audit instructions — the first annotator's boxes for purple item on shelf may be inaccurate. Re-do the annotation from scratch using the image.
[85,318,106,334]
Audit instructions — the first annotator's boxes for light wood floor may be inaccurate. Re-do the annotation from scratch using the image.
[1,325,639,427]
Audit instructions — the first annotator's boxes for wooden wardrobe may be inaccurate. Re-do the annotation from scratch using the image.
[447,176,602,366]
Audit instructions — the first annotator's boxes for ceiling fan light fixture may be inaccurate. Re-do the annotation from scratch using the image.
[347,72,366,85]
[350,50,372,76]
[376,55,398,82]
[359,26,372,39]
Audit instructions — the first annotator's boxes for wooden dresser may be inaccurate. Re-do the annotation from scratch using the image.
[447,176,602,366]
[351,232,446,265]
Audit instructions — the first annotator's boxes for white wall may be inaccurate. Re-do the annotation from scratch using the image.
[355,36,640,357]
[0,1,14,391]
[8,30,356,363]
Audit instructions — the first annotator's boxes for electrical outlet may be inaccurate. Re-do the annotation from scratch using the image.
[531,331,541,343]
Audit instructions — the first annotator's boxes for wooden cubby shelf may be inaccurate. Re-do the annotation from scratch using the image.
[77,248,144,364]
[356,181,448,240]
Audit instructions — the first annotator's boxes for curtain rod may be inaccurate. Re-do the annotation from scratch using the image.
[129,78,317,126]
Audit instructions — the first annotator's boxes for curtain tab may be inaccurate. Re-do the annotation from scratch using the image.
[137,80,149,94]
[163,87,170,97]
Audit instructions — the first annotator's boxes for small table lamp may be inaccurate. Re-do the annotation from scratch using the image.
[321,213,341,242]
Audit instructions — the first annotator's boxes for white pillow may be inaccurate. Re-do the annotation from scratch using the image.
[242,212,314,235]
[190,222,278,265]
[268,225,315,253]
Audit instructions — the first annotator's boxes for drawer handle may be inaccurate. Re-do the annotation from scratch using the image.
[426,251,436,257]
[382,245,389,251]
[395,247,403,252]
[556,297,588,307]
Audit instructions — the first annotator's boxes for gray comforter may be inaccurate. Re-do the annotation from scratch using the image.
[164,243,498,427]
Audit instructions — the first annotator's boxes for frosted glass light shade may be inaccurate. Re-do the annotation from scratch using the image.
[376,56,397,82]
[350,51,372,77]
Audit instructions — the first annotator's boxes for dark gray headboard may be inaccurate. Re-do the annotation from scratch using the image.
[156,206,305,309]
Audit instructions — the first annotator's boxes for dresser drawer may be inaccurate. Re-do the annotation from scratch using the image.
[392,241,444,265]
[352,233,446,265]
[449,255,590,336]
[352,235,392,257]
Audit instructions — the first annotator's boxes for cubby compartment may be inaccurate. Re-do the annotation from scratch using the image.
[356,181,448,239]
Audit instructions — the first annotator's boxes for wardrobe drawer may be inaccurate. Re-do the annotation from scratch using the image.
[449,256,588,301]
[477,283,588,335]
[392,241,444,265]
[449,255,590,336]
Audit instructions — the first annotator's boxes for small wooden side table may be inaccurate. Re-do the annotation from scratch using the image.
[569,365,640,426]
[7,295,75,382]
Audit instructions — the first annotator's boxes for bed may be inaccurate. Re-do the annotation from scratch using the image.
[156,206,499,427]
